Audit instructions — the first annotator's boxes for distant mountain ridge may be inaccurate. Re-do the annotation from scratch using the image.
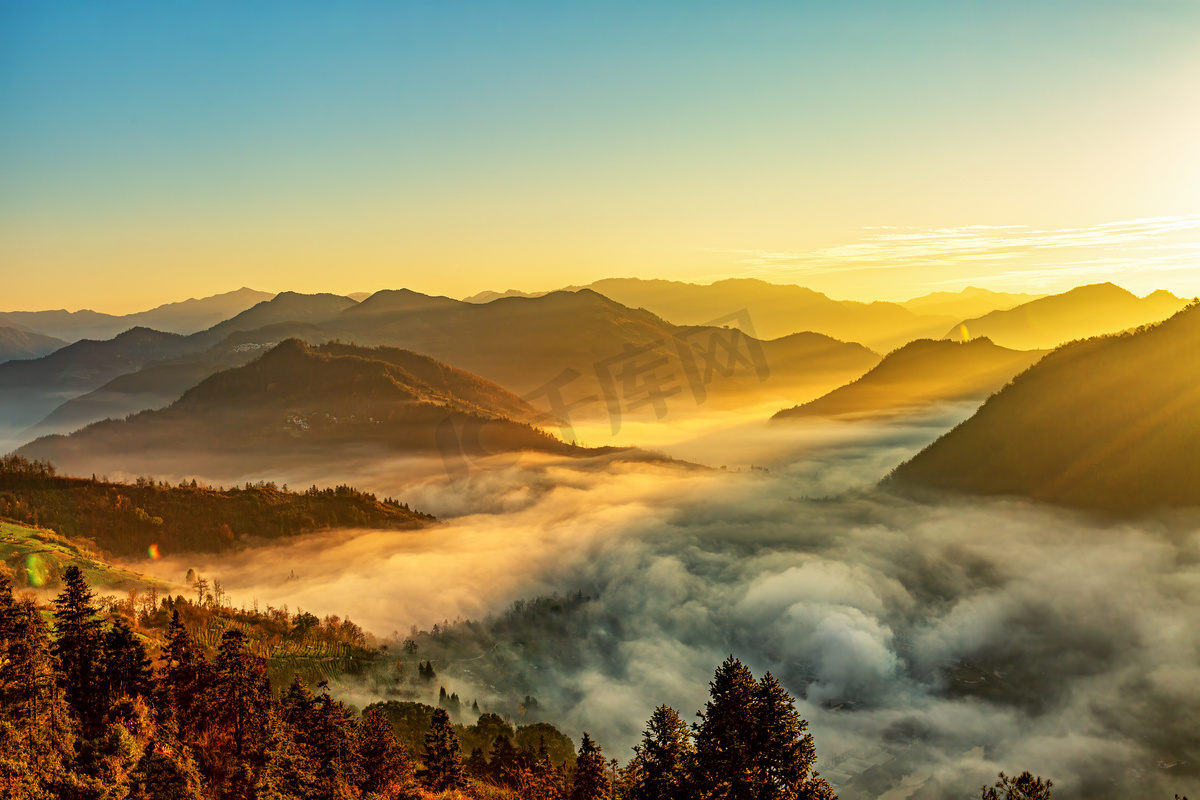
[0,292,361,439]
[901,287,1045,320]
[558,277,953,351]
[0,287,274,341]
[0,325,68,364]
[14,289,882,444]
[888,301,1200,514]
[773,338,1045,420]
[942,283,1187,350]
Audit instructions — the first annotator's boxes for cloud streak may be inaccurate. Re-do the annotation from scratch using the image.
[728,213,1200,295]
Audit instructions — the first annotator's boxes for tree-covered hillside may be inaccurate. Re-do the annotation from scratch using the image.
[0,455,430,558]
[0,569,839,800]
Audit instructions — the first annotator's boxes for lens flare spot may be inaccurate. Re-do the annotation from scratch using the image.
[148,543,160,559]
[25,554,49,587]
[958,324,971,343]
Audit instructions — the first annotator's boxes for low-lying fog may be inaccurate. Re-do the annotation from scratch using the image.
[138,405,1200,800]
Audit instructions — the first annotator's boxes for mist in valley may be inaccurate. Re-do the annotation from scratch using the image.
[134,406,1200,800]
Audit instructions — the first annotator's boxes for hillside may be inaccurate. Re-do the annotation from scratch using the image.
[0,518,171,594]
[16,340,594,478]
[0,455,429,557]
[0,287,273,341]
[0,324,67,364]
[942,283,1188,350]
[773,338,1045,420]
[888,302,1200,514]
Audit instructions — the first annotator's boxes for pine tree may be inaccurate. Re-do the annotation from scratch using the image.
[418,707,465,791]
[751,673,834,800]
[358,707,416,798]
[981,771,1053,800]
[570,732,610,800]
[128,741,206,800]
[213,628,269,761]
[309,682,363,798]
[0,573,16,644]
[158,609,209,747]
[0,594,78,795]
[466,746,489,779]
[52,564,103,731]
[255,705,318,798]
[691,656,759,798]
[100,616,153,707]
[489,733,523,787]
[520,743,565,800]
[626,705,693,800]
[691,658,834,800]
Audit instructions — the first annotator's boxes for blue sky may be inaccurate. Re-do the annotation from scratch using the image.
[2,1,1199,311]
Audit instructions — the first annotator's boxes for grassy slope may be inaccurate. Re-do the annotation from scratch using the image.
[0,519,170,595]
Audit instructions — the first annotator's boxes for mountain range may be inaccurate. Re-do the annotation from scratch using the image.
[773,338,1045,421]
[0,287,273,341]
[899,286,1045,320]
[17,339,599,479]
[464,280,1047,351]
[4,288,884,447]
[942,283,1187,350]
[888,301,1200,514]
[0,324,68,364]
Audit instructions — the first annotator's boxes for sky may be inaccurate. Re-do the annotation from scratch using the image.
[2,0,1199,314]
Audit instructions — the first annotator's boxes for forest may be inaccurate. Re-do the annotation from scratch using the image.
[0,567,855,799]
[0,455,430,558]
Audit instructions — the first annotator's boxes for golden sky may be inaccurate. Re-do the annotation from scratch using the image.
[2,2,1199,314]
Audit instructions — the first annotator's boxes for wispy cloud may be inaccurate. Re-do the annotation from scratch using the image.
[732,213,1200,277]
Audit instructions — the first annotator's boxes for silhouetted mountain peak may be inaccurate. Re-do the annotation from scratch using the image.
[110,326,186,344]
[343,288,463,316]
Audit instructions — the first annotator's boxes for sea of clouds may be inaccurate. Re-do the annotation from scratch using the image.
[142,408,1200,800]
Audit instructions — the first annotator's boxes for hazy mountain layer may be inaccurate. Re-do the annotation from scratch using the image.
[9,289,882,449]
[190,290,358,347]
[890,302,1200,513]
[900,286,1045,320]
[563,277,954,351]
[942,282,1187,350]
[0,287,273,341]
[773,338,1045,420]
[0,327,196,436]
[0,324,67,364]
[27,361,223,438]
[0,293,361,441]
